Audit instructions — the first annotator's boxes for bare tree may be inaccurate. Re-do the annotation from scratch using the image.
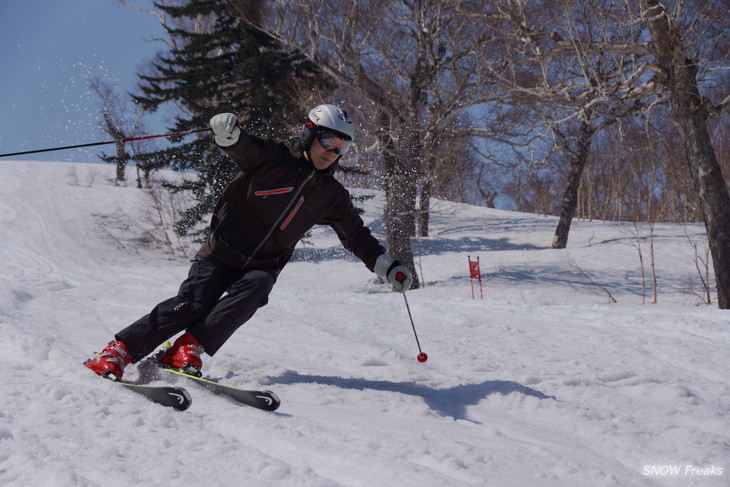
[488,0,730,308]
[638,0,730,308]
[488,0,656,248]
[89,78,146,182]
[682,224,713,305]
[577,116,705,223]
[256,0,505,289]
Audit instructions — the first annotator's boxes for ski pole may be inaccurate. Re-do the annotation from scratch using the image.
[0,127,212,159]
[396,272,428,363]
[401,293,427,362]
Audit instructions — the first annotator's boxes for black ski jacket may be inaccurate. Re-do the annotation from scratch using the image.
[196,132,385,278]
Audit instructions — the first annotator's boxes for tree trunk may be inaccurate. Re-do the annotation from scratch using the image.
[382,135,420,289]
[642,0,730,308]
[115,141,126,182]
[674,108,730,308]
[102,113,128,182]
[552,120,596,249]
[418,178,431,237]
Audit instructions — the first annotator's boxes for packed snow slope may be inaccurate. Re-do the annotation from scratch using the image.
[1,161,728,487]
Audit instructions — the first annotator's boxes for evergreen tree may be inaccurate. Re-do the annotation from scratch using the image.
[131,0,330,238]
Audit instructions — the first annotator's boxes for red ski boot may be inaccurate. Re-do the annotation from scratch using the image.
[158,332,204,377]
[85,340,132,381]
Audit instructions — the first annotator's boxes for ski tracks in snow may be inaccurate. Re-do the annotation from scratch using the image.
[2,162,728,486]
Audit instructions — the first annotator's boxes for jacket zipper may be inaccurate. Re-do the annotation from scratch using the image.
[243,170,315,267]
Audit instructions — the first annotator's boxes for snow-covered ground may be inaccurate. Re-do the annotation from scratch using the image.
[0,160,727,486]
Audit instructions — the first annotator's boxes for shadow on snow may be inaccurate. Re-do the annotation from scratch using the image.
[291,236,543,264]
[269,371,556,423]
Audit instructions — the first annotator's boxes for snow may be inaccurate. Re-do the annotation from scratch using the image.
[0,160,728,486]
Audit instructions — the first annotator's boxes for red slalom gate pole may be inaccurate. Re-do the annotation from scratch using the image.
[468,255,483,300]
[0,127,212,159]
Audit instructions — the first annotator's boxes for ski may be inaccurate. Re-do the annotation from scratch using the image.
[115,380,192,411]
[85,364,192,411]
[158,366,280,411]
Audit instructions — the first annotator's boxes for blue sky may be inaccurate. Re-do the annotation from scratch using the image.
[0,0,168,162]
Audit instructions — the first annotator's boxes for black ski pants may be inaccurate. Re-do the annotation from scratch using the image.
[116,257,275,363]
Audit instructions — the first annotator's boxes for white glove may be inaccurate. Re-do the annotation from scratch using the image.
[374,254,413,292]
[210,113,241,147]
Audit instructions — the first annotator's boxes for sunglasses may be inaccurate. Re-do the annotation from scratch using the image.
[316,130,352,155]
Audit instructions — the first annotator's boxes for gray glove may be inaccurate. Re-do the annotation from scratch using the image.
[210,112,241,147]
[374,254,413,292]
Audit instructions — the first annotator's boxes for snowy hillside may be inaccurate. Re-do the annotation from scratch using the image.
[0,160,727,487]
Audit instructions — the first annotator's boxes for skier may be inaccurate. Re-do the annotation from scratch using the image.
[86,104,413,380]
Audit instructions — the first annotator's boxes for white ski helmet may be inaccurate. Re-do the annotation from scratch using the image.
[301,104,354,152]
